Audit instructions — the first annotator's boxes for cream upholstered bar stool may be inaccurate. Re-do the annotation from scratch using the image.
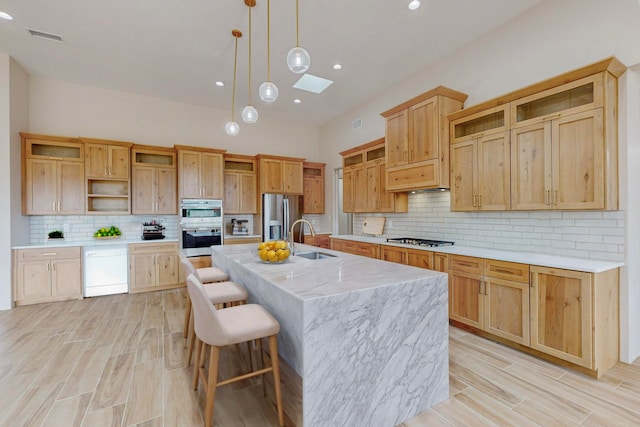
[180,257,248,366]
[180,253,231,339]
[187,274,284,427]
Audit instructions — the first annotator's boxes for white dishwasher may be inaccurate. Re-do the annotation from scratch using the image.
[83,245,129,297]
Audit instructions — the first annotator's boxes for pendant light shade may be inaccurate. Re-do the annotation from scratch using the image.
[242,0,258,123]
[287,0,310,74]
[259,0,279,102]
[225,29,243,136]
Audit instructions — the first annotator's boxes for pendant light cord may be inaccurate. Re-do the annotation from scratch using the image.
[232,34,239,121]
[267,0,271,81]
[248,4,253,104]
[295,0,300,47]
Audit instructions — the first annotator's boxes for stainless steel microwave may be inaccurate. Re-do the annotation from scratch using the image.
[180,199,222,220]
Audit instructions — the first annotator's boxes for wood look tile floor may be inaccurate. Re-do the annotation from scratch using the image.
[1,289,639,427]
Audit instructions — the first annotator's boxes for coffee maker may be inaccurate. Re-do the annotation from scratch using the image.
[231,218,249,235]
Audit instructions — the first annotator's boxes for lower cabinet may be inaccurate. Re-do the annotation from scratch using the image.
[129,242,180,293]
[330,238,379,259]
[530,266,618,374]
[304,233,331,249]
[381,245,443,271]
[13,247,83,306]
[449,255,531,346]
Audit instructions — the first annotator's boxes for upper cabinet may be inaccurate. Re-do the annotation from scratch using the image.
[81,137,132,214]
[131,145,177,214]
[448,56,625,212]
[21,133,85,215]
[176,145,226,200]
[381,86,468,192]
[256,155,304,195]
[224,154,258,214]
[450,106,511,211]
[303,162,325,214]
[340,138,407,213]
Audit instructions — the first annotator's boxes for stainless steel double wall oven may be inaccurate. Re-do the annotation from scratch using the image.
[179,199,223,257]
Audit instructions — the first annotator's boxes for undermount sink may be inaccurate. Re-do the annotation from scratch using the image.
[295,251,337,260]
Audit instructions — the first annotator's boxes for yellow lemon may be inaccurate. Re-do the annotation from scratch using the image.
[281,248,290,259]
[258,249,269,261]
[267,250,278,262]
[277,249,289,261]
[258,242,268,250]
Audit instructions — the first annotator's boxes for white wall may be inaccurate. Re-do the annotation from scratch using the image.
[0,54,29,310]
[28,77,321,159]
[318,0,640,362]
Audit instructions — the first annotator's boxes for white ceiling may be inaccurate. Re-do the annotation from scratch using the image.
[0,0,543,126]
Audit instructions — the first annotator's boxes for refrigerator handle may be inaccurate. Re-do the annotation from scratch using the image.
[283,197,290,241]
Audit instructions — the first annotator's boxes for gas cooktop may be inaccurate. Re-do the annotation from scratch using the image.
[386,237,455,247]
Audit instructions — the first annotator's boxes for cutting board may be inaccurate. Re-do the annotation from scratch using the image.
[362,217,385,236]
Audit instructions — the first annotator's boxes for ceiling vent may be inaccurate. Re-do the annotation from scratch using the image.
[352,117,363,131]
[27,29,64,42]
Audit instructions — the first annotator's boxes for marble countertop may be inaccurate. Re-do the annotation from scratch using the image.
[223,234,261,239]
[331,234,623,273]
[212,242,445,300]
[13,238,179,250]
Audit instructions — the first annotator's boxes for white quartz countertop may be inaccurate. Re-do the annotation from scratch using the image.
[224,234,261,239]
[12,238,179,250]
[212,243,445,300]
[331,234,623,273]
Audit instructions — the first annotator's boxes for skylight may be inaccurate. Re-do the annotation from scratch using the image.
[293,74,333,94]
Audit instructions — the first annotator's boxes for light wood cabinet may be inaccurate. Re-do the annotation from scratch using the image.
[256,155,304,195]
[381,86,467,191]
[330,238,379,259]
[449,255,530,346]
[176,146,225,200]
[81,138,132,215]
[13,247,83,306]
[21,133,85,215]
[450,106,511,211]
[448,57,624,212]
[129,242,180,293]
[340,139,407,213]
[131,145,177,214]
[303,233,331,249]
[530,266,618,376]
[303,162,325,214]
[224,155,257,214]
[381,245,436,270]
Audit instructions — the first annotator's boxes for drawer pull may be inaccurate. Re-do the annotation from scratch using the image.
[43,252,57,256]
[493,268,516,275]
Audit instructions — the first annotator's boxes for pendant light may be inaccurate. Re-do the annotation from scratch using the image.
[241,0,258,123]
[259,0,279,103]
[286,0,310,74]
[225,29,243,136]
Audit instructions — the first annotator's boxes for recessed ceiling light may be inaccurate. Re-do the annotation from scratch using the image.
[215,81,224,87]
[408,1,421,10]
[293,74,334,94]
[0,11,14,20]
[294,99,302,104]
[333,64,342,70]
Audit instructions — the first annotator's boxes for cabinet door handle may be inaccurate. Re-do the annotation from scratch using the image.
[479,281,484,295]
[472,194,477,207]
[479,194,483,207]
[46,262,50,271]
[554,189,558,205]
[53,201,56,211]
[530,271,534,287]
[484,281,488,295]
[545,189,550,205]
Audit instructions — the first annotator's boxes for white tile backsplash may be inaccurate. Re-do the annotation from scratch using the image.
[31,215,179,244]
[354,192,625,262]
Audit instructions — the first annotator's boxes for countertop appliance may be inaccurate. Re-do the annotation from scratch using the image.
[262,194,303,242]
[83,244,128,297]
[386,237,455,247]
[231,218,249,235]
[180,199,223,257]
[142,221,165,240]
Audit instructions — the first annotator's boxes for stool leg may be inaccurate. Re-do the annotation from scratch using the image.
[269,335,284,427]
[183,296,191,339]
[247,340,253,371]
[192,337,202,391]
[205,345,221,427]
[187,313,196,366]
[258,338,266,397]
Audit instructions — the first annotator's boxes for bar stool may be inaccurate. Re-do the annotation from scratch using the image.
[187,274,284,427]
[179,253,230,339]
[180,257,248,366]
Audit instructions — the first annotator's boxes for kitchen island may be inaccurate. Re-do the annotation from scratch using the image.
[212,243,448,427]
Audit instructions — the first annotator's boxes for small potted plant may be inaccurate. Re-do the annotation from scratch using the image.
[47,230,65,240]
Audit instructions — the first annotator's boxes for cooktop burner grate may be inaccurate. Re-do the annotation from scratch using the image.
[386,237,455,247]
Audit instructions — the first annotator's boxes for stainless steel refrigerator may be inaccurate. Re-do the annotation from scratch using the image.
[262,194,304,242]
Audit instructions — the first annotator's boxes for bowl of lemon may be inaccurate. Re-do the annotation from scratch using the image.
[257,240,291,264]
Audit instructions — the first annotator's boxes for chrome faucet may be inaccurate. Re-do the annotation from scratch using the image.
[289,219,315,255]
